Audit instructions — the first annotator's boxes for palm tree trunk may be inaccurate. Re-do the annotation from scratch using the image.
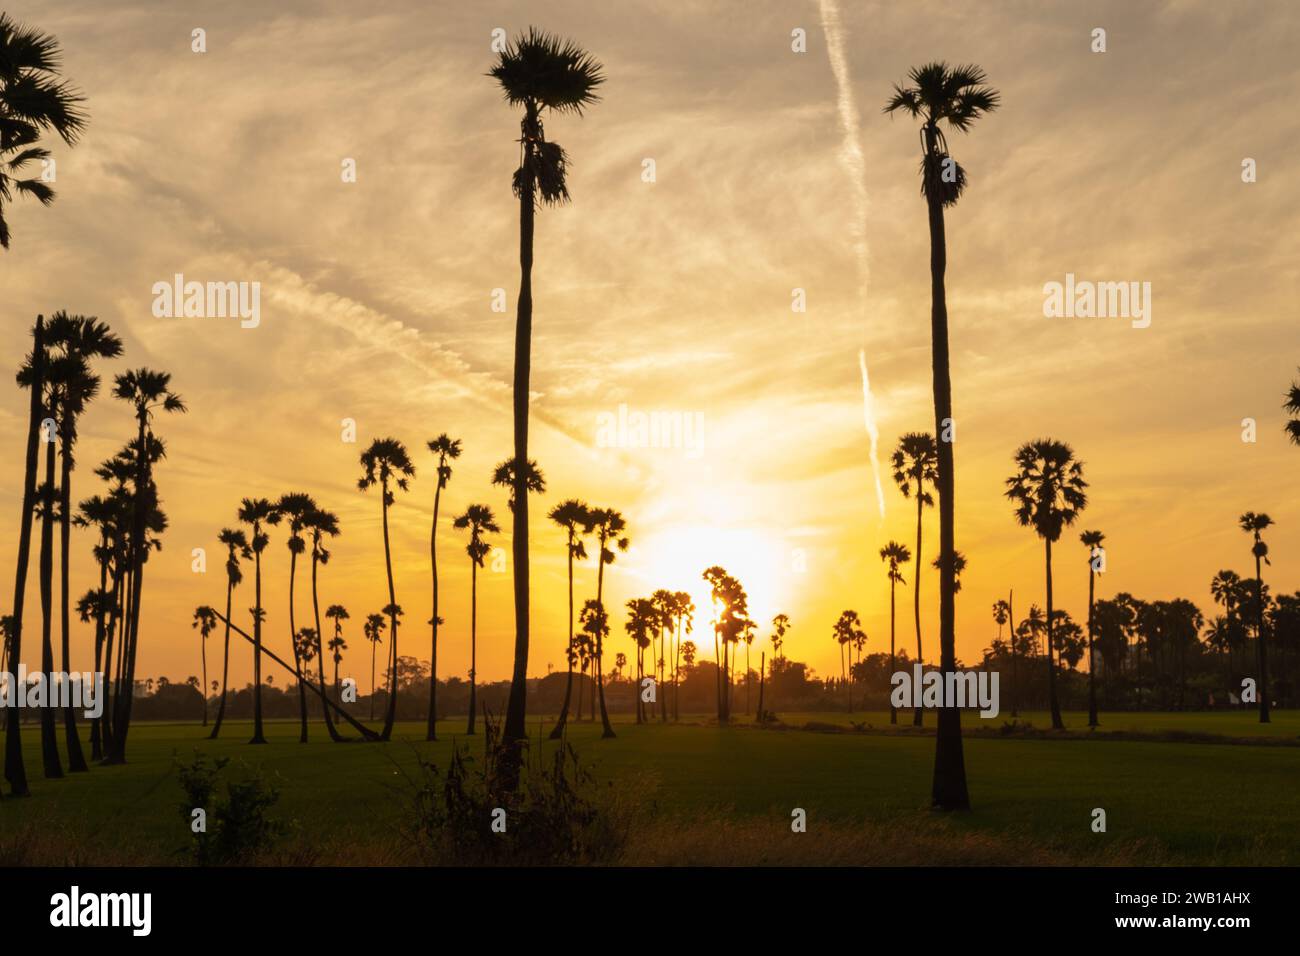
[208,576,233,738]
[90,540,109,759]
[200,630,208,727]
[467,559,478,735]
[924,156,970,811]
[38,433,63,778]
[673,618,681,721]
[427,479,443,741]
[1044,539,1064,729]
[550,539,575,740]
[312,551,343,741]
[889,578,897,724]
[4,315,45,795]
[913,492,924,727]
[1256,554,1270,723]
[250,547,266,745]
[595,553,616,738]
[369,638,376,721]
[289,549,308,743]
[1009,589,1017,718]
[58,424,88,770]
[503,125,537,764]
[380,485,399,740]
[1087,566,1098,727]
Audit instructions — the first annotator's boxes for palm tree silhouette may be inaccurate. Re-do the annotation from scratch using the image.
[586,507,628,738]
[885,62,998,811]
[107,368,183,762]
[879,541,912,724]
[0,14,87,250]
[208,528,249,739]
[277,492,317,743]
[303,507,344,741]
[673,592,695,721]
[325,604,350,701]
[1005,439,1088,730]
[453,504,499,734]
[191,606,217,726]
[357,437,415,741]
[362,613,386,720]
[650,589,676,722]
[1080,529,1106,727]
[490,28,603,761]
[833,611,866,712]
[1284,371,1300,445]
[1240,511,1273,722]
[625,598,657,723]
[237,497,279,744]
[890,432,936,727]
[547,498,590,739]
[425,434,461,742]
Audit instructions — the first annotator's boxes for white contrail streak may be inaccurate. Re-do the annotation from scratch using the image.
[820,0,885,518]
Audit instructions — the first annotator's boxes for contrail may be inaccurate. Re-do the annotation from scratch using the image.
[820,0,885,518]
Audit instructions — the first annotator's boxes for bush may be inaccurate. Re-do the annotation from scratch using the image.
[175,752,285,865]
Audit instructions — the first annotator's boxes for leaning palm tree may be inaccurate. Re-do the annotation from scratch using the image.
[454,504,500,734]
[548,498,590,739]
[586,507,628,738]
[1080,529,1105,727]
[879,540,911,724]
[0,13,87,250]
[1240,511,1273,723]
[208,528,249,739]
[277,492,317,743]
[191,606,218,726]
[885,61,998,812]
[890,432,936,727]
[302,507,344,741]
[1005,439,1088,731]
[357,437,415,741]
[490,28,604,763]
[362,613,386,720]
[237,497,280,745]
[424,433,461,741]
[1284,371,1300,445]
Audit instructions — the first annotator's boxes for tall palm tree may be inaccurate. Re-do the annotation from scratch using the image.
[237,497,279,745]
[357,437,415,741]
[625,598,657,723]
[490,28,604,762]
[0,13,87,250]
[833,611,866,712]
[890,432,936,727]
[1080,529,1105,727]
[191,606,217,725]
[208,528,249,739]
[886,62,998,811]
[277,492,317,743]
[650,589,676,722]
[548,498,590,739]
[425,434,461,741]
[303,507,344,741]
[586,507,628,738]
[1240,511,1273,723]
[362,613,386,720]
[1284,371,1300,446]
[879,541,911,724]
[454,504,499,735]
[325,604,350,699]
[329,631,347,698]
[107,368,183,763]
[673,592,695,721]
[1005,439,1088,730]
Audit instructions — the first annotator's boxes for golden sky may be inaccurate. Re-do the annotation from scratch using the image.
[2,0,1297,691]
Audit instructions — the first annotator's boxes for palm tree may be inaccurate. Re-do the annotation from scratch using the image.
[453,504,499,734]
[237,497,279,745]
[325,604,350,698]
[0,13,87,250]
[625,598,657,723]
[490,28,604,764]
[362,613,386,720]
[1240,511,1273,723]
[1005,439,1088,730]
[303,507,344,741]
[890,432,936,727]
[1080,529,1105,727]
[586,507,628,738]
[548,498,590,739]
[879,541,911,724]
[673,592,694,721]
[1284,371,1300,445]
[885,61,998,811]
[357,437,415,741]
[425,434,461,741]
[329,632,347,698]
[277,492,317,743]
[4,316,45,794]
[107,368,184,763]
[191,606,217,725]
[650,589,676,722]
[208,528,249,739]
[833,611,866,712]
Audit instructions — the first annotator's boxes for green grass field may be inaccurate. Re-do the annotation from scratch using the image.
[1,711,1296,865]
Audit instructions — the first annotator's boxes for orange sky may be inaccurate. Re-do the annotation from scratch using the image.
[1,0,1297,691]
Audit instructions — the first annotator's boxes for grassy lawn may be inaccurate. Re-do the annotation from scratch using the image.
[0,713,1295,865]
